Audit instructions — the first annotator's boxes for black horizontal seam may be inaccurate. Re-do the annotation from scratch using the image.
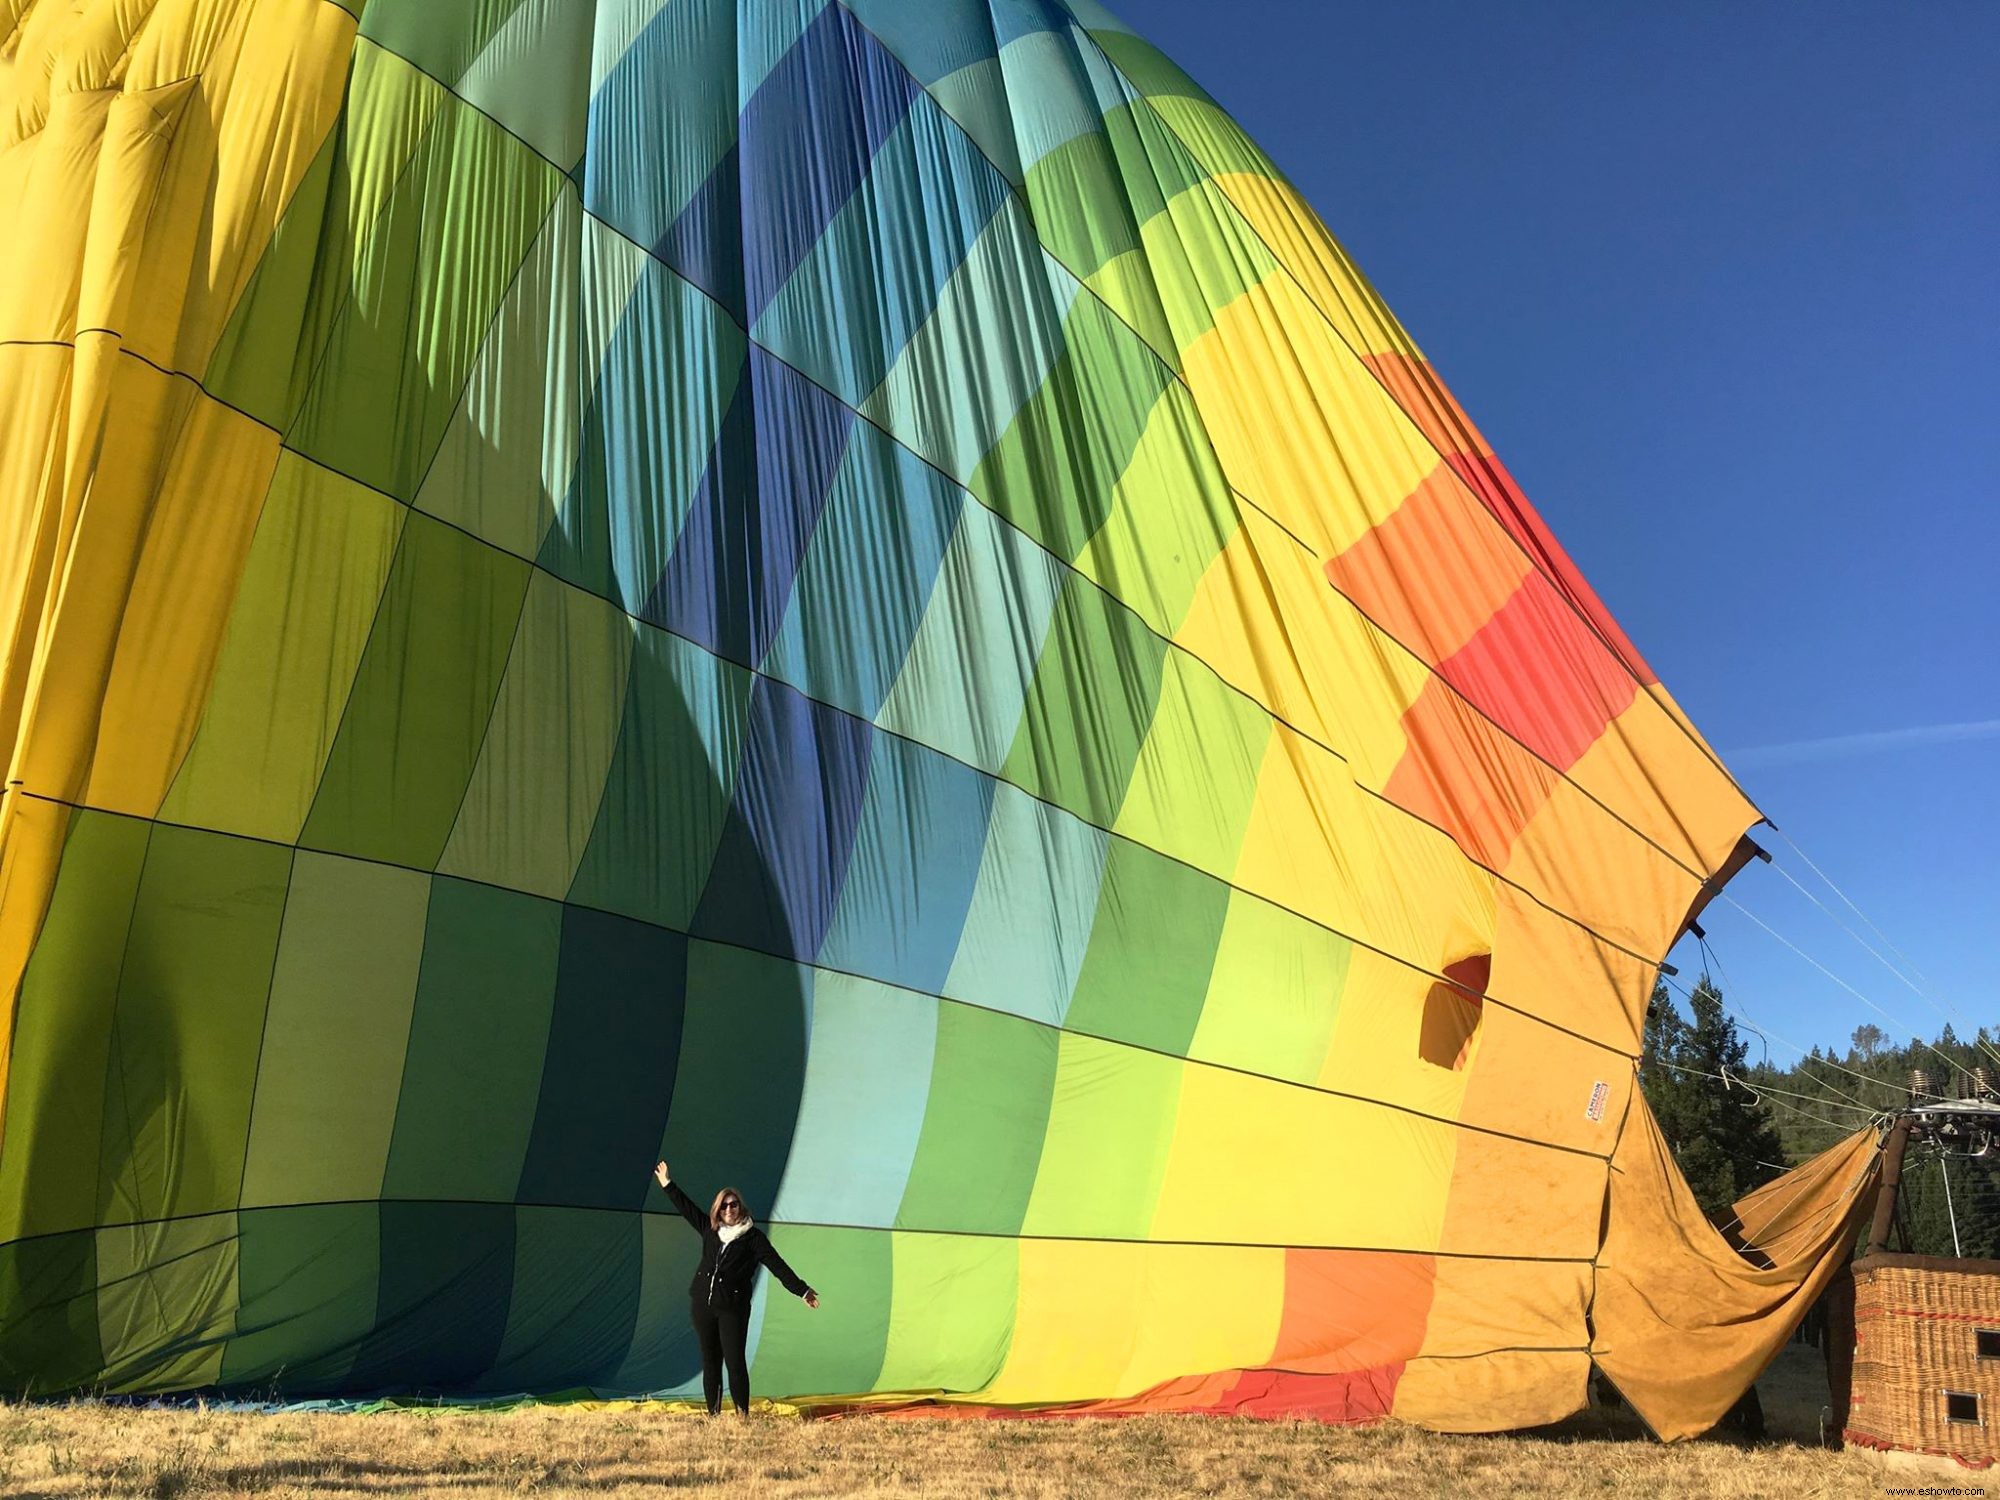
[0,1196,1598,1263]
[0,329,1665,1035]
[9,787,1623,1172]
[346,22,1728,899]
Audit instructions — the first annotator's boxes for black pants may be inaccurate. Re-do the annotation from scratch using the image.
[690,1299,751,1415]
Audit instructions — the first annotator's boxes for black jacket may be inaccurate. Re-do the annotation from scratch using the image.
[662,1179,813,1310]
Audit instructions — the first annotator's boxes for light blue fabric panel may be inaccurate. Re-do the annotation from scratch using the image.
[817,733,993,994]
[761,424,965,723]
[875,499,1066,776]
[942,781,1108,1028]
[771,970,940,1226]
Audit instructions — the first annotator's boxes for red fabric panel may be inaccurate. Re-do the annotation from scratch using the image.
[1435,571,1640,774]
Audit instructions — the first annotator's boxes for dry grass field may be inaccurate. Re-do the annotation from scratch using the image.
[0,1349,1937,1498]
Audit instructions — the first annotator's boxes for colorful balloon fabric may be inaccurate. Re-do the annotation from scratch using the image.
[0,0,1877,1437]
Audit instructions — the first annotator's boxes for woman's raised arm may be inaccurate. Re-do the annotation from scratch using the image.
[652,1161,708,1233]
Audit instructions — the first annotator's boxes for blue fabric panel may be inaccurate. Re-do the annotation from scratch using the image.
[646,350,854,669]
[818,732,993,995]
[751,93,1012,407]
[585,0,739,254]
[692,676,874,962]
[515,907,689,1210]
[655,144,746,328]
[545,262,746,615]
[738,4,921,324]
[760,423,964,721]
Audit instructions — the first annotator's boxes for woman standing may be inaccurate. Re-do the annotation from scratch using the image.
[652,1160,818,1416]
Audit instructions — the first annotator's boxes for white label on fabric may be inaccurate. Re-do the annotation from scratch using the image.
[1585,1081,1610,1123]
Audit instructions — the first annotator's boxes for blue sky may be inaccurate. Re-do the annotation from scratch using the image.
[1131,1,1999,1063]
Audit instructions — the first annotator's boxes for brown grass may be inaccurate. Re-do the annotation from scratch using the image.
[0,1350,1918,1499]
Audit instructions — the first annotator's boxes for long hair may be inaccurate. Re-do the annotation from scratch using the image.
[710,1186,751,1230]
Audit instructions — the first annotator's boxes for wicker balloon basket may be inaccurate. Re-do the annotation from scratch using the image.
[1841,1252,2000,1466]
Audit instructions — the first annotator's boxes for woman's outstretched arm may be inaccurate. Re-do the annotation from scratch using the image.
[652,1162,707,1233]
[756,1234,819,1307]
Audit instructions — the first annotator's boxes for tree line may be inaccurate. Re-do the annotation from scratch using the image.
[1640,976,2000,1259]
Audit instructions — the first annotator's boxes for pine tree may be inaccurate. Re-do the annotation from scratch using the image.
[1640,975,1787,1218]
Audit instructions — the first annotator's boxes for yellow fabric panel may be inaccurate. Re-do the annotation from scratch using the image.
[1594,1101,1880,1440]
[1232,724,1495,989]
[0,89,116,338]
[438,572,635,900]
[1502,772,1703,967]
[1186,890,1346,1087]
[0,350,73,749]
[1150,1063,1451,1252]
[1394,1349,1591,1435]
[1142,94,1411,362]
[1451,1003,1631,1159]
[84,399,281,816]
[1488,880,1659,1052]
[1433,1126,1607,1263]
[1180,274,1438,560]
[1418,1254,1591,1360]
[981,1240,1284,1404]
[1176,503,1429,775]
[160,455,405,843]
[1313,948,1470,1122]
[1567,694,1758,877]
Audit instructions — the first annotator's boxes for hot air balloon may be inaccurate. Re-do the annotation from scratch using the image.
[0,0,1877,1438]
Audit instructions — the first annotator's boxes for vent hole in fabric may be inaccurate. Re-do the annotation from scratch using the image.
[1947,1390,1982,1425]
[1419,953,1490,1071]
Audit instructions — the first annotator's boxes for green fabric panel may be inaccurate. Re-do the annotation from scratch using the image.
[1020,1034,1182,1240]
[1065,838,1228,1059]
[970,293,1174,564]
[301,511,532,869]
[1113,648,1271,876]
[0,811,149,1242]
[97,826,291,1227]
[382,878,562,1203]
[0,1231,102,1396]
[658,942,810,1225]
[456,0,596,170]
[751,1225,889,1397]
[289,79,563,502]
[897,1004,1058,1237]
[221,1203,381,1390]
[346,1201,516,1392]
[438,572,635,899]
[1021,102,1201,283]
[360,0,532,85]
[1071,381,1239,639]
[483,1206,642,1392]
[207,44,449,429]
[1188,891,1355,1087]
[94,1213,239,1393]
[567,626,753,930]
[413,187,582,561]
[1001,574,1169,832]
[161,455,407,845]
[875,1231,1017,1394]
[239,854,432,1210]
[607,1211,702,1394]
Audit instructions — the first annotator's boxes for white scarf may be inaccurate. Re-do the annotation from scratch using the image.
[716,1219,752,1245]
